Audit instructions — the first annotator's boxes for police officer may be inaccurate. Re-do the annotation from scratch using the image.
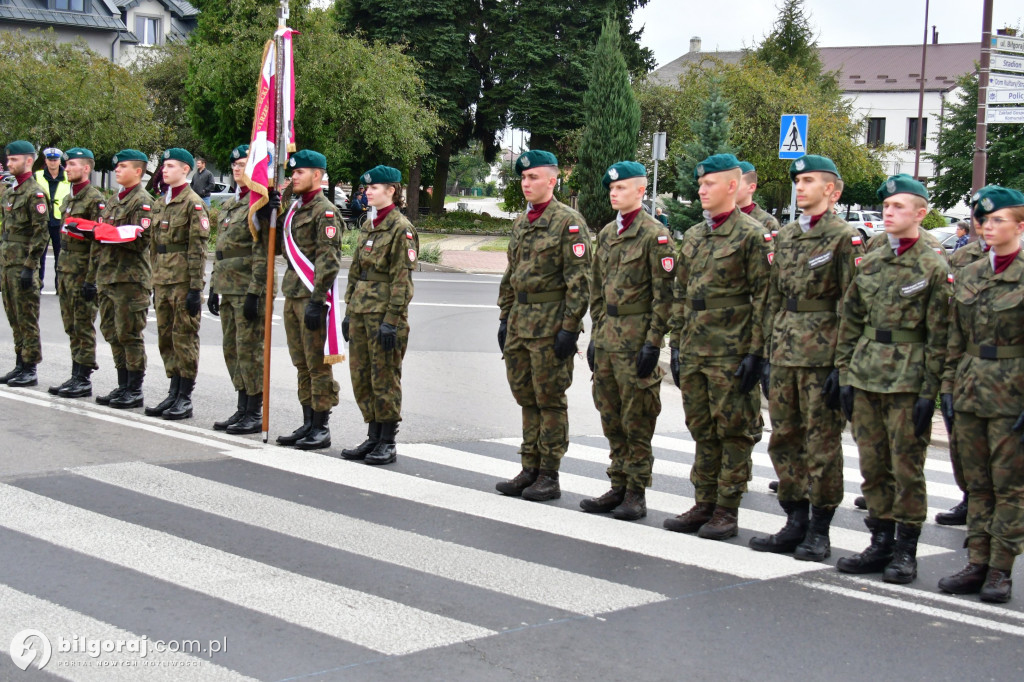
[495,150,591,502]
[835,174,951,584]
[340,165,418,465]
[0,140,49,387]
[49,148,105,398]
[208,144,269,434]
[35,146,71,288]
[751,155,862,561]
[663,153,772,540]
[737,161,781,234]
[579,161,675,520]
[939,186,1024,603]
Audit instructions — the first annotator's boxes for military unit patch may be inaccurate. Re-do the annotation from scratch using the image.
[661,256,674,272]
[855,256,863,267]
[767,252,774,265]
[36,203,46,214]
[572,243,586,258]
[408,248,417,262]
[140,218,151,229]
[325,225,337,239]
[200,217,210,231]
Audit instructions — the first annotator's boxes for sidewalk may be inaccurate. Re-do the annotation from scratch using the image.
[434,235,508,274]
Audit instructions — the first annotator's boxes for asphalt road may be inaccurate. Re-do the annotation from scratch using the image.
[0,258,1021,681]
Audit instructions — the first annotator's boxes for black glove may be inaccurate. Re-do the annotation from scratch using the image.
[840,385,855,422]
[734,354,763,394]
[670,347,680,388]
[587,339,595,372]
[304,300,324,331]
[257,189,281,222]
[81,282,97,302]
[207,291,220,316]
[822,368,841,411]
[940,393,954,433]
[185,288,201,316]
[497,319,507,352]
[553,329,580,360]
[341,315,350,342]
[243,293,259,321]
[636,342,660,378]
[1013,411,1024,444]
[19,267,33,291]
[912,397,935,439]
[760,361,771,399]
[377,322,397,351]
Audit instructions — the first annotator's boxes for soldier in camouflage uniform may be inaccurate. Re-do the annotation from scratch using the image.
[144,148,209,421]
[750,155,862,561]
[208,144,269,434]
[737,161,781,235]
[0,141,49,387]
[579,161,675,521]
[938,186,1024,603]
[340,165,418,466]
[49,148,105,398]
[835,174,951,584]
[495,150,592,502]
[663,154,772,540]
[89,149,153,408]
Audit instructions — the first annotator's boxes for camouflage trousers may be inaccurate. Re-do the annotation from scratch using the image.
[767,365,845,507]
[503,334,574,471]
[948,431,968,493]
[98,283,149,371]
[679,357,760,508]
[283,296,339,412]
[592,348,662,489]
[1,265,41,363]
[850,390,928,528]
[955,412,1024,571]
[154,283,202,380]
[349,311,408,423]
[57,270,98,369]
[219,293,264,395]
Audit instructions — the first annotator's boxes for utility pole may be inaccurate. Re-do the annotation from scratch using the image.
[912,0,929,180]
[972,0,994,193]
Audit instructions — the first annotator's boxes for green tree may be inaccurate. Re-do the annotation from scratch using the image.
[576,16,642,230]
[130,42,206,160]
[755,0,828,85]
[446,142,492,194]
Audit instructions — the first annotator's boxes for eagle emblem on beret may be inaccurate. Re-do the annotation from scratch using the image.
[887,179,896,193]
[111,155,118,164]
[696,164,705,177]
[521,156,530,168]
[289,158,296,168]
[794,159,805,171]
[608,168,619,180]
[363,172,371,183]
[982,197,994,211]
[972,192,981,202]
[163,150,170,159]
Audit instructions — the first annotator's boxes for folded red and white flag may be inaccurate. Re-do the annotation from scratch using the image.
[65,218,145,243]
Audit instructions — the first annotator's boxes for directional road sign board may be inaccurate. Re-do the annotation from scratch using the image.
[988,89,1024,104]
[778,114,808,160]
[988,107,1024,124]
[992,35,1024,55]
[992,53,1024,74]
[989,72,1024,90]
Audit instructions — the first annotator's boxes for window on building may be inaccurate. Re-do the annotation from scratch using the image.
[53,0,87,11]
[866,117,886,147]
[907,117,928,150]
[136,16,162,46]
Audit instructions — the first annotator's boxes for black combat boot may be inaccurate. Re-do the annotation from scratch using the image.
[663,502,716,533]
[698,505,740,540]
[938,562,988,594]
[749,499,809,553]
[277,405,313,446]
[836,517,896,574]
[163,377,195,420]
[59,364,94,398]
[7,362,38,387]
[145,375,180,416]
[794,505,836,561]
[935,495,968,526]
[612,488,647,521]
[0,357,23,384]
[883,524,921,584]
[110,370,145,409]
[295,410,331,450]
[768,480,779,493]
[226,393,262,434]
[364,422,398,465]
[522,469,560,501]
[341,422,382,460]
[97,367,128,405]
[580,486,626,513]
[214,390,246,430]
[50,361,78,395]
[495,467,539,496]
[980,567,1013,603]
[854,496,867,510]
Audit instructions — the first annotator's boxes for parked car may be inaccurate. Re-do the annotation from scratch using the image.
[928,226,958,255]
[842,210,883,239]
[209,181,234,206]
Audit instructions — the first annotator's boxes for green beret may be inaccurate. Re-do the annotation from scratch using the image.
[288,149,327,171]
[230,144,250,162]
[971,185,997,215]
[515,150,558,176]
[361,165,402,185]
[693,154,740,180]
[112,149,148,165]
[602,161,646,189]
[789,155,840,180]
[738,161,756,174]
[974,185,1024,219]
[876,173,929,202]
[162,147,194,168]
[5,140,35,156]
[65,147,94,161]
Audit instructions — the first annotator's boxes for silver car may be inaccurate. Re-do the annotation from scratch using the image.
[842,210,883,239]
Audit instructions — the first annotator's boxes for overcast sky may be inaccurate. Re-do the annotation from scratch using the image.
[634,0,1023,70]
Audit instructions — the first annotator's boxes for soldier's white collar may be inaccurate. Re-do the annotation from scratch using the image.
[368,205,377,222]
[702,210,713,227]
[798,213,813,233]
[887,234,901,253]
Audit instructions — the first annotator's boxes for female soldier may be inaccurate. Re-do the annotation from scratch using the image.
[939,186,1024,603]
[340,165,418,465]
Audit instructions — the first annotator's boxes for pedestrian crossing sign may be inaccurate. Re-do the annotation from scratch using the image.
[778,114,808,159]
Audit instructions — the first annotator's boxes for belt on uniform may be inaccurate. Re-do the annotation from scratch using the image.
[359,269,390,282]
[66,240,92,253]
[688,294,750,311]
[606,302,652,317]
[786,297,837,313]
[863,325,925,344]
[517,290,564,304]
[2,233,30,244]
[155,243,187,254]
[216,246,252,260]
[966,342,1024,360]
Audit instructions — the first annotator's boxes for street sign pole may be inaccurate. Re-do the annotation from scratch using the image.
[779,114,808,223]
[972,0,993,194]
[651,132,666,217]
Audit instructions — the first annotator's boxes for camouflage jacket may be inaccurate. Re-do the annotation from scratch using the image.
[669,208,772,358]
[89,183,153,288]
[592,210,676,352]
[867,228,947,259]
[497,198,591,339]
[836,232,951,398]
[743,203,781,234]
[345,206,418,326]
[942,251,1024,417]
[151,185,209,290]
[949,239,988,276]
[765,212,863,367]
[56,184,105,279]
[211,193,269,297]
[0,176,49,270]
[279,191,342,303]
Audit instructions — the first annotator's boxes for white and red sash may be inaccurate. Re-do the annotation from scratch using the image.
[283,199,345,364]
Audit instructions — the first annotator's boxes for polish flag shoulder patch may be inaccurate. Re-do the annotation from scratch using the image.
[98,203,105,210]
[408,248,417,262]
[934,247,944,256]
[947,273,955,283]
[325,224,337,239]
[325,210,335,218]
[572,242,586,258]
[200,216,210,231]
[36,203,47,214]
[140,217,151,229]
[661,256,675,272]
[35,192,45,199]
[764,233,772,242]
[406,230,414,240]
[657,234,669,244]
[568,225,580,234]
[851,235,863,245]
[855,256,864,267]
[142,204,151,211]
[767,252,774,265]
